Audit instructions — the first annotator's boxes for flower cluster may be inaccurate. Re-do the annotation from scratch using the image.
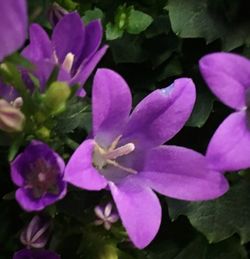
[1,0,249,258]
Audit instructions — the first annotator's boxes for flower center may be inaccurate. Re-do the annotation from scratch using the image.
[25,158,60,199]
[93,135,137,174]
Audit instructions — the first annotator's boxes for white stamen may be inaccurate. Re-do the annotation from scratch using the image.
[62,52,74,73]
[106,159,137,174]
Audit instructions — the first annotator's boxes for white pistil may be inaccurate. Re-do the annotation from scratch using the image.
[61,52,74,73]
[105,143,135,160]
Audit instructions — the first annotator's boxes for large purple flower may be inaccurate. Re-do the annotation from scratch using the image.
[64,69,228,248]
[200,52,250,172]
[0,0,27,61]
[22,12,108,95]
[11,141,67,211]
[13,248,60,259]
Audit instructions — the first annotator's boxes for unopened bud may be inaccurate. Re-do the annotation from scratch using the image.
[20,216,50,249]
[99,245,118,259]
[36,126,50,140]
[48,2,68,27]
[43,82,71,115]
[12,97,23,109]
[0,99,25,132]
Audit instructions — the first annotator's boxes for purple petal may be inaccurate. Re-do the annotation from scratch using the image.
[64,139,108,190]
[199,52,250,110]
[109,178,161,249]
[11,153,26,186]
[28,60,55,92]
[108,214,119,223]
[104,202,112,217]
[13,248,60,259]
[0,0,27,61]
[80,20,103,60]
[15,184,66,212]
[95,206,105,219]
[140,146,229,201]
[22,24,52,62]
[71,45,108,89]
[0,82,19,101]
[52,12,85,63]
[104,221,111,230]
[92,69,132,147]
[206,111,250,171]
[122,78,195,149]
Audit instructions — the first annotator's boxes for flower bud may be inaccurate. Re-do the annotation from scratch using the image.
[12,97,23,109]
[48,2,68,27]
[43,82,71,115]
[36,126,51,140]
[99,244,118,259]
[20,216,50,249]
[0,99,25,132]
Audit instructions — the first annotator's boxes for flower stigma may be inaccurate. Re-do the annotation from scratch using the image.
[93,135,137,174]
[62,52,75,73]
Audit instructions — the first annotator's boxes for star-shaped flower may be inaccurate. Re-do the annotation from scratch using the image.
[94,202,119,230]
[64,69,228,248]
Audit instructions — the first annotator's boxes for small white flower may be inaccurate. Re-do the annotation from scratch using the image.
[94,203,119,230]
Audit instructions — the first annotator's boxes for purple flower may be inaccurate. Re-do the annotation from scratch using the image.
[0,0,27,61]
[22,12,108,96]
[11,141,67,211]
[13,248,60,259]
[94,202,119,230]
[200,52,250,172]
[64,69,228,248]
[20,216,50,249]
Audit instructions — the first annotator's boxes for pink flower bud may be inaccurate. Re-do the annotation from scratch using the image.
[0,99,25,132]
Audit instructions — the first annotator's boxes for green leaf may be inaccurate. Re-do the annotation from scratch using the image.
[109,34,147,63]
[54,98,89,135]
[156,56,182,81]
[126,8,153,34]
[146,235,247,259]
[83,8,104,24]
[167,0,250,50]
[167,0,219,43]
[167,175,250,243]
[106,22,124,41]
[186,90,214,128]
[145,15,171,38]
[57,0,78,10]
